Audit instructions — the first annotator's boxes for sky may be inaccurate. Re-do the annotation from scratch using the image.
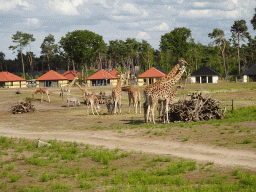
[1,0,256,60]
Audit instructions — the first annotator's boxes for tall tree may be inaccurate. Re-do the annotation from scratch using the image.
[251,8,256,30]
[9,31,35,79]
[160,27,191,58]
[230,19,249,74]
[60,30,105,71]
[208,29,228,81]
[40,34,58,71]
[0,52,5,71]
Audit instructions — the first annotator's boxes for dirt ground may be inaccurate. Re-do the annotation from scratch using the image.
[1,84,256,171]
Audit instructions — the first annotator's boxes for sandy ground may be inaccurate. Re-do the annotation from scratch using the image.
[1,126,256,171]
[1,87,256,171]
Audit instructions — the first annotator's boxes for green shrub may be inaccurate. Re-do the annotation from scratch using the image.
[8,174,21,182]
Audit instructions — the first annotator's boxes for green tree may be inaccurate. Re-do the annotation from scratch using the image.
[251,8,256,30]
[230,20,249,74]
[60,30,105,71]
[0,52,5,71]
[9,31,35,79]
[208,29,228,81]
[160,27,191,58]
[40,34,58,71]
[139,40,155,70]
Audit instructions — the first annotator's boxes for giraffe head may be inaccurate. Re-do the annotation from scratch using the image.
[178,58,188,67]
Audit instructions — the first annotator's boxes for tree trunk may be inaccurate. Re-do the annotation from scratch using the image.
[47,52,50,71]
[21,49,25,79]
[72,60,76,77]
[238,33,240,74]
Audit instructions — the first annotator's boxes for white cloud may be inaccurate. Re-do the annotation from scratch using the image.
[49,0,80,15]
[112,2,148,17]
[148,22,169,31]
[193,2,208,8]
[72,0,83,7]
[136,31,151,39]
[26,18,39,25]
[0,0,34,11]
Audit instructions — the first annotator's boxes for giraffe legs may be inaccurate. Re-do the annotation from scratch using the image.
[113,100,118,115]
[118,98,122,115]
[41,93,43,103]
[128,96,131,114]
[47,94,50,103]
[164,99,169,124]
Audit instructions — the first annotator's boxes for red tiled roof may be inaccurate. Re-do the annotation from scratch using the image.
[138,67,166,78]
[0,71,25,82]
[63,70,81,81]
[87,69,117,80]
[109,69,118,77]
[36,70,68,81]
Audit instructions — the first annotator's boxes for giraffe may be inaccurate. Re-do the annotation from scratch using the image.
[60,77,78,99]
[144,58,188,124]
[121,86,141,114]
[158,85,184,123]
[112,74,124,115]
[85,94,100,115]
[75,82,92,100]
[32,88,50,103]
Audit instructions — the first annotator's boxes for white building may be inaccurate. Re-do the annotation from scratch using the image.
[242,64,256,82]
[190,65,219,84]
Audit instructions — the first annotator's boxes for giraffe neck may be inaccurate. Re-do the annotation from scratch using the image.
[158,66,186,89]
[117,77,122,88]
[77,83,83,90]
[68,78,77,88]
[162,64,180,81]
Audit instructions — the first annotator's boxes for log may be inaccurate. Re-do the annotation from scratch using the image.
[11,101,35,114]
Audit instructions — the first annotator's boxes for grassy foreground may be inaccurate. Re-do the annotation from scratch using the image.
[0,136,256,191]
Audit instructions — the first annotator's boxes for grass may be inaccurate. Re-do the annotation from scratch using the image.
[0,136,256,191]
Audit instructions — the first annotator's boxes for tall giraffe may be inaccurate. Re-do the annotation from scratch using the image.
[32,88,50,103]
[75,82,92,99]
[60,77,78,99]
[122,85,141,114]
[112,74,124,115]
[144,58,188,124]
[159,85,183,123]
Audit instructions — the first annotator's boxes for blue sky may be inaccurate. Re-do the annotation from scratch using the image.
[1,0,256,60]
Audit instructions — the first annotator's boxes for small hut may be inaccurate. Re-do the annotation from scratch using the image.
[190,65,219,83]
[242,64,256,82]
[87,69,118,87]
[36,70,68,88]
[137,67,166,86]
[0,71,26,88]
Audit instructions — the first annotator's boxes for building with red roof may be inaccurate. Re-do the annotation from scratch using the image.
[0,71,26,88]
[109,69,118,77]
[137,67,166,86]
[63,70,82,82]
[36,70,68,87]
[87,69,118,87]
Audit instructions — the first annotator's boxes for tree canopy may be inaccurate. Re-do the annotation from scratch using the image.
[59,30,105,66]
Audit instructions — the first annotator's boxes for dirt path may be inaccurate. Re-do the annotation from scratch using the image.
[1,127,256,171]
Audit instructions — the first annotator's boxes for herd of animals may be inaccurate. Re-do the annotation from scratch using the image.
[32,58,188,124]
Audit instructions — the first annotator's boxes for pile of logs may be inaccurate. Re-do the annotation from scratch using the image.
[164,92,225,122]
[11,101,35,114]
[96,92,112,104]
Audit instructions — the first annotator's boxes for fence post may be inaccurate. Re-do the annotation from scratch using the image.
[232,99,233,111]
